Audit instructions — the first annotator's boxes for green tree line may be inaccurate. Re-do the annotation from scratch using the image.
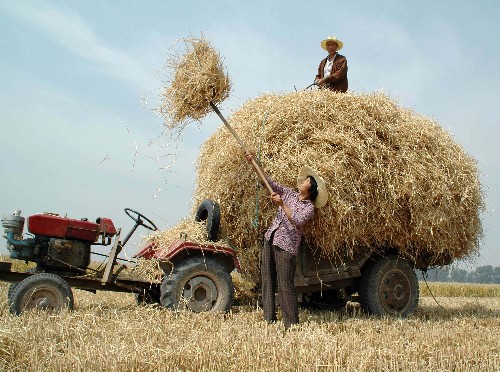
[417,265,500,284]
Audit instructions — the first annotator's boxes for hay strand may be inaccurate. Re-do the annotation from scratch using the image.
[149,218,221,248]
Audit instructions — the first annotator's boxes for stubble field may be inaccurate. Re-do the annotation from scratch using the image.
[0,282,498,371]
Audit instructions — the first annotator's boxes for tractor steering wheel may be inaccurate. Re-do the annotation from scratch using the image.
[124,208,158,231]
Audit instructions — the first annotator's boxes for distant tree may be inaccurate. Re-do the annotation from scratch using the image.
[493,267,500,284]
[417,267,450,282]
[416,265,500,283]
[436,267,450,282]
[471,265,495,284]
[449,268,468,283]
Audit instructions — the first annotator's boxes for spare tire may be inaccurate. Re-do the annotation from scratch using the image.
[195,199,220,242]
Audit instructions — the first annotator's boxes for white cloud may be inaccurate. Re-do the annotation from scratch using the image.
[3,2,156,91]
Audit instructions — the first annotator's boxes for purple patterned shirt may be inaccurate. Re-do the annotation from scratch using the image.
[264,177,315,256]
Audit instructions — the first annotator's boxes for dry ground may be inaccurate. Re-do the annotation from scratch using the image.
[0,283,498,371]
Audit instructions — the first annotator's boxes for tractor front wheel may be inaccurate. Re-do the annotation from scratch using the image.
[160,256,233,313]
[7,268,38,305]
[9,273,74,315]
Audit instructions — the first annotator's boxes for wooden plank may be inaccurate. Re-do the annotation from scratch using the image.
[101,228,121,284]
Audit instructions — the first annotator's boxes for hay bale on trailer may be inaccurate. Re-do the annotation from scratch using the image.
[192,90,484,282]
[153,35,483,289]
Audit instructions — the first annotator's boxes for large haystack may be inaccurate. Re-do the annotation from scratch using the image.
[193,90,484,281]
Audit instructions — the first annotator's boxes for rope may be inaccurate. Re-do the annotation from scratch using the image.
[421,269,446,311]
[252,110,270,228]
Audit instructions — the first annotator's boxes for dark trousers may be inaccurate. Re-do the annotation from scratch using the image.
[261,237,298,329]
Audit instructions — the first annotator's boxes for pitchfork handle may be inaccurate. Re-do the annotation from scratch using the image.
[210,102,273,195]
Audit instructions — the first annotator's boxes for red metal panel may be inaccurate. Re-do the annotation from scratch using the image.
[27,214,99,242]
[134,239,241,271]
[97,218,117,237]
[27,214,69,238]
[67,219,99,241]
[133,241,157,259]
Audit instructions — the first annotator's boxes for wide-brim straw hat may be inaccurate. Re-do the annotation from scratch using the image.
[297,165,329,209]
[321,36,343,51]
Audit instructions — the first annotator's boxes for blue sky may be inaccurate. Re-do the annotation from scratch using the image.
[0,0,498,267]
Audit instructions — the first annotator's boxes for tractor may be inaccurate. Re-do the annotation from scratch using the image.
[1,207,238,315]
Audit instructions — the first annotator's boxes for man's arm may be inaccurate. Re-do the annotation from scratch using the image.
[291,203,315,228]
[315,59,324,84]
[270,193,293,222]
[271,194,314,227]
[323,56,347,84]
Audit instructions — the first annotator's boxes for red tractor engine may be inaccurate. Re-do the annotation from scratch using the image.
[2,210,116,272]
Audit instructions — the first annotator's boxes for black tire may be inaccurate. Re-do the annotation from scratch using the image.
[7,283,18,304]
[160,256,233,313]
[359,254,419,317]
[195,199,220,242]
[9,273,74,315]
[7,268,37,305]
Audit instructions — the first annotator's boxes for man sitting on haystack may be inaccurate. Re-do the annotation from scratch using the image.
[315,36,348,92]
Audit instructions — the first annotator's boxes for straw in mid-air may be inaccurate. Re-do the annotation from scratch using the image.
[158,36,232,128]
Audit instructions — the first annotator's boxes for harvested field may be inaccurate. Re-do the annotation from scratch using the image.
[0,282,498,371]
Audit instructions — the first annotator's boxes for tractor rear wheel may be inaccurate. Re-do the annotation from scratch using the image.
[7,283,18,305]
[160,256,233,313]
[9,273,74,315]
[359,254,419,317]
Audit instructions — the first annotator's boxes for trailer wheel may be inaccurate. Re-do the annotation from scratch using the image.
[160,256,233,313]
[9,273,74,315]
[195,199,220,242]
[359,254,419,317]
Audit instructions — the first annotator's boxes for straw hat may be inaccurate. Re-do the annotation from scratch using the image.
[297,165,329,208]
[321,36,343,51]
